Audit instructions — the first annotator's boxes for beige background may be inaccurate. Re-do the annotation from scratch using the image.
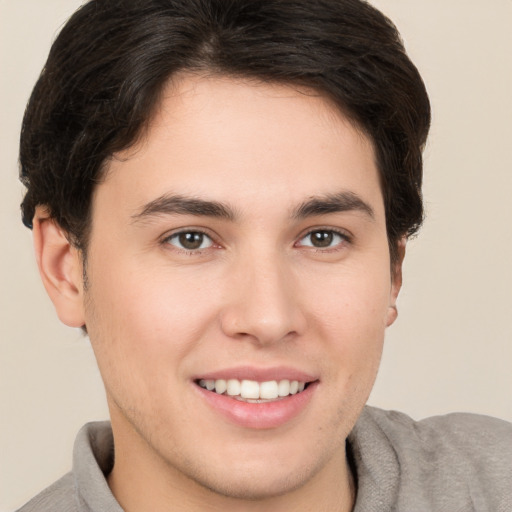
[1,1,511,510]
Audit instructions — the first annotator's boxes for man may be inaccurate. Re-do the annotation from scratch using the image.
[16,0,511,511]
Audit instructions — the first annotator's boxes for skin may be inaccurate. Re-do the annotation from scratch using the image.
[34,74,404,512]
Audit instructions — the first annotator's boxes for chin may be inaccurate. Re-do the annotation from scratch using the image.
[171,436,340,503]
[191,463,318,501]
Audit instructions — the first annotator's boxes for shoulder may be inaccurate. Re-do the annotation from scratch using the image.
[363,405,511,442]
[362,405,512,464]
[16,473,80,512]
[350,406,512,511]
[16,421,117,512]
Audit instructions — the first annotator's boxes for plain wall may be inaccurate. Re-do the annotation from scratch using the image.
[1,1,511,510]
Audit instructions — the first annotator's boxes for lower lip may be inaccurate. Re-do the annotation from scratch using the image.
[195,382,317,429]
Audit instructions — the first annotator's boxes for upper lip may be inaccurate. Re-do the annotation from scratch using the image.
[192,365,318,383]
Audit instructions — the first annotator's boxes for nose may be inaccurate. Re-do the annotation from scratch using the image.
[219,251,306,345]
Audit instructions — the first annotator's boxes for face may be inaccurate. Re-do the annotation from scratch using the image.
[76,75,401,502]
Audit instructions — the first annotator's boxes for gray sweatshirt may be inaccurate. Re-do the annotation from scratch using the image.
[17,406,512,511]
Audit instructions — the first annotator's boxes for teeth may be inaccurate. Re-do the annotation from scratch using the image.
[240,380,260,399]
[199,379,215,391]
[215,379,227,394]
[278,380,290,397]
[260,380,279,399]
[198,378,308,399]
[227,379,241,396]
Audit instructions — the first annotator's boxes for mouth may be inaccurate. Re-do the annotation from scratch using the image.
[195,378,311,403]
[194,371,318,429]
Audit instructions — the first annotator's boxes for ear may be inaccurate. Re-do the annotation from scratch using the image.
[33,206,86,328]
[386,237,406,327]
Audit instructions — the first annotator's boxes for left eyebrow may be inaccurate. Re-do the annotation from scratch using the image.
[131,194,237,224]
[292,191,375,220]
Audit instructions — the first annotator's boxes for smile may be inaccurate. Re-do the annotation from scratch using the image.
[194,373,318,429]
[197,378,308,402]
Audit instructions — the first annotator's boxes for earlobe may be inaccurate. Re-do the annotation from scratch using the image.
[386,238,406,327]
[33,207,85,328]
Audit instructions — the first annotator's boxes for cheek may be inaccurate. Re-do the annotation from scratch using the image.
[304,261,392,338]
[301,261,390,388]
[83,254,220,389]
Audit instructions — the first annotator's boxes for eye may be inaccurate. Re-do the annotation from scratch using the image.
[165,231,213,251]
[298,229,348,249]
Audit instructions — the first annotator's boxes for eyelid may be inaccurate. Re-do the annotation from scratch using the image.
[159,225,351,253]
[295,227,352,249]
[160,227,220,251]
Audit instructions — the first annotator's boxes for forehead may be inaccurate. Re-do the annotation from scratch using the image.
[99,74,383,220]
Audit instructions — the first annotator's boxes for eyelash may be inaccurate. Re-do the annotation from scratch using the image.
[161,227,352,254]
[296,228,352,251]
[162,229,216,254]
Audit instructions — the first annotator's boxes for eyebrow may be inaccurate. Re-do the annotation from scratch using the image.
[293,191,375,220]
[131,194,237,223]
[131,190,374,224]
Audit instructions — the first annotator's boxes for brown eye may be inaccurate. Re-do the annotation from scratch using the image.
[298,230,347,249]
[310,231,333,247]
[167,231,213,251]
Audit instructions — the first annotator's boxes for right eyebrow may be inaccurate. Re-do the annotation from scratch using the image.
[130,194,237,224]
[292,191,375,221]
